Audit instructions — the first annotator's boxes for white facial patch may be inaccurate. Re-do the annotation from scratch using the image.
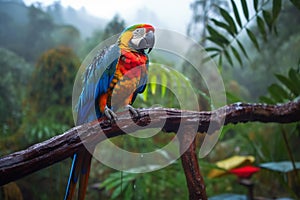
[131,28,146,46]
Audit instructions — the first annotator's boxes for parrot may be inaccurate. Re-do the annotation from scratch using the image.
[64,24,155,200]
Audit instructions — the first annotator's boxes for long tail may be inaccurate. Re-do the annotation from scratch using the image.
[64,150,92,200]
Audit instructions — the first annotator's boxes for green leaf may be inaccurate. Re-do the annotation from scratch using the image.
[263,10,273,31]
[210,53,219,59]
[224,50,233,66]
[254,0,259,11]
[231,46,243,66]
[268,84,287,102]
[273,84,290,100]
[231,0,242,28]
[259,96,275,104]
[150,75,157,95]
[160,72,167,97]
[290,0,300,10]
[197,89,211,105]
[226,91,243,103]
[219,7,238,34]
[124,183,133,200]
[205,47,222,52]
[100,172,136,195]
[246,28,260,51]
[206,37,225,48]
[204,53,218,65]
[211,18,235,36]
[218,54,222,69]
[111,184,123,199]
[275,74,299,96]
[236,39,249,59]
[272,0,282,22]
[257,16,267,41]
[100,176,121,190]
[207,25,230,45]
[203,55,216,63]
[142,85,148,101]
[241,0,249,20]
[288,69,300,95]
[293,69,300,84]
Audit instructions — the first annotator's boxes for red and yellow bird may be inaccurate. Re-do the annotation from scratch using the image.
[64,24,155,200]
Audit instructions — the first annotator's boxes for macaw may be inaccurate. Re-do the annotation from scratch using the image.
[64,24,155,200]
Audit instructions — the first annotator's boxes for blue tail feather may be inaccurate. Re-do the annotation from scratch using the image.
[64,154,78,200]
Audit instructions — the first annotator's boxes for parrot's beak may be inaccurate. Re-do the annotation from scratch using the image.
[144,30,155,53]
[131,30,155,53]
[146,29,154,53]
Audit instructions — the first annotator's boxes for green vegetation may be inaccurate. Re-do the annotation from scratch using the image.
[22,46,80,143]
[187,0,300,198]
[0,0,299,199]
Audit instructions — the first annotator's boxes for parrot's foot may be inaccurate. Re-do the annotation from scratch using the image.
[125,105,140,119]
[104,106,118,123]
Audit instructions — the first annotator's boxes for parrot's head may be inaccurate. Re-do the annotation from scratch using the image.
[118,24,155,53]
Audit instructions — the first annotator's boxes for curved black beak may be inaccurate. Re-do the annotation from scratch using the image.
[145,31,154,53]
[135,30,155,54]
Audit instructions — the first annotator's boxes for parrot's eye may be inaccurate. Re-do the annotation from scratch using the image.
[132,28,145,38]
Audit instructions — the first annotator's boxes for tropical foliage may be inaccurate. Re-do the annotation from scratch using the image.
[204,0,299,67]
[199,0,300,198]
[22,46,80,143]
[260,67,300,104]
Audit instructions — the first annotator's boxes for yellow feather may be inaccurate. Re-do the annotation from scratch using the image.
[119,31,132,50]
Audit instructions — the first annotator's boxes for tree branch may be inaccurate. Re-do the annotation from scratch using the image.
[179,126,207,200]
[0,100,300,186]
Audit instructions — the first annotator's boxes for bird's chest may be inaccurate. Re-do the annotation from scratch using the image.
[118,51,148,79]
[108,51,147,108]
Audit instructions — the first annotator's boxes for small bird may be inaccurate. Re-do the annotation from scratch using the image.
[64,24,155,200]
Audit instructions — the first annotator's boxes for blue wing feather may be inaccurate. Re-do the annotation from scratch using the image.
[76,44,120,124]
[64,44,120,200]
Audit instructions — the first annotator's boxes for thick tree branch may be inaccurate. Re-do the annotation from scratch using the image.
[0,100,300,186]
[179,126,207,200]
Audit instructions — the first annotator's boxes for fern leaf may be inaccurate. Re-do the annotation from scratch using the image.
[207,25,230,45]
[263,10,273,31]
[219,7,238,34]
[236,39,249,59]
[246,28,260,51]
[241,0,249,20]
[253,0,259,11]
[257,16,267,41]
[231,0,242,28]
[231,46,243,66]
[272,0,282,22]
[211,18,235,36]
[224,50,233,66]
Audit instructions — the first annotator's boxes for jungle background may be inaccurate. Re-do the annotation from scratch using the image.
[0,0,300,199]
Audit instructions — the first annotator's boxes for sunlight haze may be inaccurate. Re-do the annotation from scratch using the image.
[23,0,193,34]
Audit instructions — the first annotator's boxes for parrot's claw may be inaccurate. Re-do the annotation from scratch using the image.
[125,105,140,119]
[104,106,118,123]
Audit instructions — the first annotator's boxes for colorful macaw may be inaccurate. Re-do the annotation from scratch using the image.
[64,24,155,200]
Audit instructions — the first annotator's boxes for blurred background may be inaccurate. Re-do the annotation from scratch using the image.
[0,0,300,199]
